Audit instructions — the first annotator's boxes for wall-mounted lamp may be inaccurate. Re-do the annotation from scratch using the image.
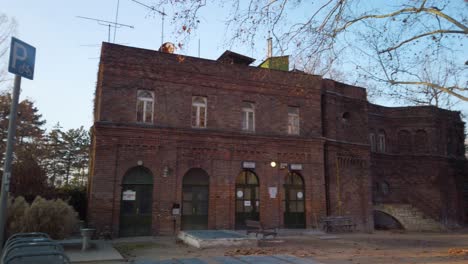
[137,160,143,166]
[270,161,277,168]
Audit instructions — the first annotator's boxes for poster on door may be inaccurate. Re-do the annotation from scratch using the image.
[122,190,136,201]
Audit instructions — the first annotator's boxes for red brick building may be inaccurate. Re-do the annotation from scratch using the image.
[88,43,467,237]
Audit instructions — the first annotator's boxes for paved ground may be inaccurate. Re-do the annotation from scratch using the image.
[111,231,468,264]
[133,255,321,263]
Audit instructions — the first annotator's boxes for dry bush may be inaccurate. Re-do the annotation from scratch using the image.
[6,196,29,237]
[7,196,79,239]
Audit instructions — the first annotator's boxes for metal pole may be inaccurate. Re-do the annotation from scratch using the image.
[0,75,22,249]
[161,8,165,46]
[113,0,120,43]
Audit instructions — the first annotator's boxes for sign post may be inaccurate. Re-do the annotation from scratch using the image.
[0,37,35,249]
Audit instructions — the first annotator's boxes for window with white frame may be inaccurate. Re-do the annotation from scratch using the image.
[242,102,255,132]
[192,96,207,128]
[287,106,300,135]
[136,90,154,123]
[369,133,376,152]
[378,132,386,153]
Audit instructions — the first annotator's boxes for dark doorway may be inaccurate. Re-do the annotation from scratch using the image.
[284,172,305,228]
[119,166,153,237]
[181,168,210,230]
[374,210,404,230]
[235,170,260,229]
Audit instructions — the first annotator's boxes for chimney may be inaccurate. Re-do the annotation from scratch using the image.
[267,37,272,58]
[159,42,175,53]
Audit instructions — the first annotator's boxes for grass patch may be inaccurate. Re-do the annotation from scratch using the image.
[114,242,165,258]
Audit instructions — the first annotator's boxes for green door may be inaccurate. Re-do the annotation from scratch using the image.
[284,172,305,228]
[235,170,259,229]
[181,168,210,230]
[119,166,153,237]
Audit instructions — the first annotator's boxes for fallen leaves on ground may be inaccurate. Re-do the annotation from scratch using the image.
[448,248,468,256]
[224,247,316,257]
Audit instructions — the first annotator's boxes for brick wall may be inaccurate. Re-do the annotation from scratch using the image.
[88,43,466,236]
[369,104,467,227]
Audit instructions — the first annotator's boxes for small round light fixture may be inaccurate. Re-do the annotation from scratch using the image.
[270,161,277,168]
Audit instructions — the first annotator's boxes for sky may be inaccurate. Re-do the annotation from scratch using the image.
[2,0,467,131]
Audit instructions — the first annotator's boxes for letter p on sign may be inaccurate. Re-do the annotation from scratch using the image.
[8,37,36,80]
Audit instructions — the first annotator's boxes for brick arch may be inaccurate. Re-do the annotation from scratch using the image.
[397,129,412,153]
[373,205,407,230]
[373,209,404,230]
[414,129,428,153]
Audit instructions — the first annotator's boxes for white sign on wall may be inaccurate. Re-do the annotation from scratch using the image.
[289,164,303,170]
[268,187,277,198]
[242,161,256,169]
[122,190,136,201]
[244,201,251,207]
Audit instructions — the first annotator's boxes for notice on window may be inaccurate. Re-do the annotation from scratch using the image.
[122,190,136,201]
[244,201,251,207]
[268,187,277,198]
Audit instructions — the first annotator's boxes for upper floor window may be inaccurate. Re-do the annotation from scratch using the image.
[136,90,154,123]
[242,102,255,132]
[378,132,386,153]
[192,96,207,128]
[369,133,376,152]
[398,130,412,153]
[415,129,428,153]
[288,106,300,135]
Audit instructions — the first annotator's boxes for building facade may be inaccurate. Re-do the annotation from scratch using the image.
[88,43,467,237]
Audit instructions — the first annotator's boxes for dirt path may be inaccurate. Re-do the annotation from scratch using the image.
[114,231,468,264]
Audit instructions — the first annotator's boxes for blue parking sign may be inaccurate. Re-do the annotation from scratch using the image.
[8,37,36,80]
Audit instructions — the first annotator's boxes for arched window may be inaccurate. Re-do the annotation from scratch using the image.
[380,181,390,196]
[284,172,305,228]
[136,90,154,123]
[398,130,412,153]
[414,129,428,153]
[235,170,259,229]
[242,102,255,132]
[192,96,207,128]
[369,133,376,152]
[377,130,386,153]
[287,106,300,135]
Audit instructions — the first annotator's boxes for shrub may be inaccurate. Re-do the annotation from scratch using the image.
[6,196,29,237]
[55,186,87,220]
[6,196,79,239]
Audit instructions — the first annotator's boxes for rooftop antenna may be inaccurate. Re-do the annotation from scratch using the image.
[113,0,121,43]
[76,15,134,42]
[130,0,167,46]
[266,0,274,58]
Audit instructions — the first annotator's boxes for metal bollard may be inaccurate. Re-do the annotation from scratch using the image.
[80,228,95,251]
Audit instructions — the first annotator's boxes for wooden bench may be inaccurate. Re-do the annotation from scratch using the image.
[321,216,355,233]
[245,220,277,238]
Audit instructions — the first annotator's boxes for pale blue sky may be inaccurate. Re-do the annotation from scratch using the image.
[2,0,467,130]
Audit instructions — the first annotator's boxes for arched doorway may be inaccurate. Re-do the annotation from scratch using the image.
[182,168,210,230]
[283,172,305,228]
[374,210,404,230]
[235,170,259,229]
[119,166,153,237]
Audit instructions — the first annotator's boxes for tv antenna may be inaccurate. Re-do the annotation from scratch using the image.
[129,0,167,46]
[76,15,134,42]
